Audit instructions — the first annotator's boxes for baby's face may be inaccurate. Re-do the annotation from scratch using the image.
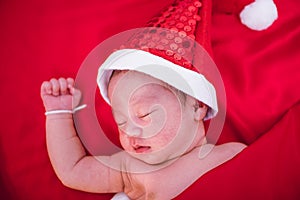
[108,70,202,164]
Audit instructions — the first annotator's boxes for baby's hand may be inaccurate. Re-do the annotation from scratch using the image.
[41,78,81,112]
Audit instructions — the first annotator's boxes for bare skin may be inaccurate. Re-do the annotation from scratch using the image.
[41,75,246,199]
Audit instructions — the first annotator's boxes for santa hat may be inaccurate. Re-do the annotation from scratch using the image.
[97,0,218,120]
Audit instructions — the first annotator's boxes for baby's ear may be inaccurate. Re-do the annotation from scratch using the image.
[194,101,208,121]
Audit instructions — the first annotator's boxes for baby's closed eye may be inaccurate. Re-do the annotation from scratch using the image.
[137,112,151,119]
[137,108,159,120]
[116,121,127,127]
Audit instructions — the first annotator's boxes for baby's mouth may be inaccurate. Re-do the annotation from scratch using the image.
[133,145,151,153]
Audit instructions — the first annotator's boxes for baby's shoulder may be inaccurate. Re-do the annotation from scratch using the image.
[217,142,247,155]
[199,142,247,162]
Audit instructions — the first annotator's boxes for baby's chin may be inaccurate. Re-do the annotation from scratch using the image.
[126,149,180,166]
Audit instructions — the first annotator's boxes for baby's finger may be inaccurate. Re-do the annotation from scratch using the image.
[58,78,68,95]
[50,78,60,96]
[66,78,74,89]
[71,88,82,108]
[40,81,52,97]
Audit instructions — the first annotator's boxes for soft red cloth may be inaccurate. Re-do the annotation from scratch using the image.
[1,0,299,199]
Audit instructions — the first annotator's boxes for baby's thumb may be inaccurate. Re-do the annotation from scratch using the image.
[70,87,82,108]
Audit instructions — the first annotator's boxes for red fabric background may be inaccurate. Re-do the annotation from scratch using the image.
[1,0,299,199]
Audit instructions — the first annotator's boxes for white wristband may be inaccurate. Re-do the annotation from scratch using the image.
[45,104,87,116]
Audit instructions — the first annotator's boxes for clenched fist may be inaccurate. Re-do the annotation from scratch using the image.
[41,77,82,112]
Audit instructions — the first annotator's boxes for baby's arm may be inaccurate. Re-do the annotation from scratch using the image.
[41,78,123,193]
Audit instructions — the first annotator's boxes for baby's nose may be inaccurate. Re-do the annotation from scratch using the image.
[124,122,142,137]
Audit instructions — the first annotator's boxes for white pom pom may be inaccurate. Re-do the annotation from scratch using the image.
[240,0,278,31]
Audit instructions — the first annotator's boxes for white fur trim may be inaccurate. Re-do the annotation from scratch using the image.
[240,0,278,31]
[97,49,218,120]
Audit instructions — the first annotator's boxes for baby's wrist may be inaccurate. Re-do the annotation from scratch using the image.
[45,109,73,116]
[44,104,87,117]
[46,113,73,120]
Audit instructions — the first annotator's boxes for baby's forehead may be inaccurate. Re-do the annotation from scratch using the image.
[108,69,180,97]
[109,70,166,89]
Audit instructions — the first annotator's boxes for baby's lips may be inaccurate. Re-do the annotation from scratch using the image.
[133,145,151,153]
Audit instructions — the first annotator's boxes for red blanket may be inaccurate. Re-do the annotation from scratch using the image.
[1,0,299,199]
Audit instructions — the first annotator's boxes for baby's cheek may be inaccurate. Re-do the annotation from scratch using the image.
[119,132,130,150]
[155,125,179,148]
[167,118,182,140]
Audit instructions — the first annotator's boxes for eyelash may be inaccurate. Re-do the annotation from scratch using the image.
[116,110,156,126]
[117,121,126,126]
[116,113,150,126]
[138,113,150,119]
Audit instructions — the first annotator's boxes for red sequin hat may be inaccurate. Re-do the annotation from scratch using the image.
[97,0,218,120]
